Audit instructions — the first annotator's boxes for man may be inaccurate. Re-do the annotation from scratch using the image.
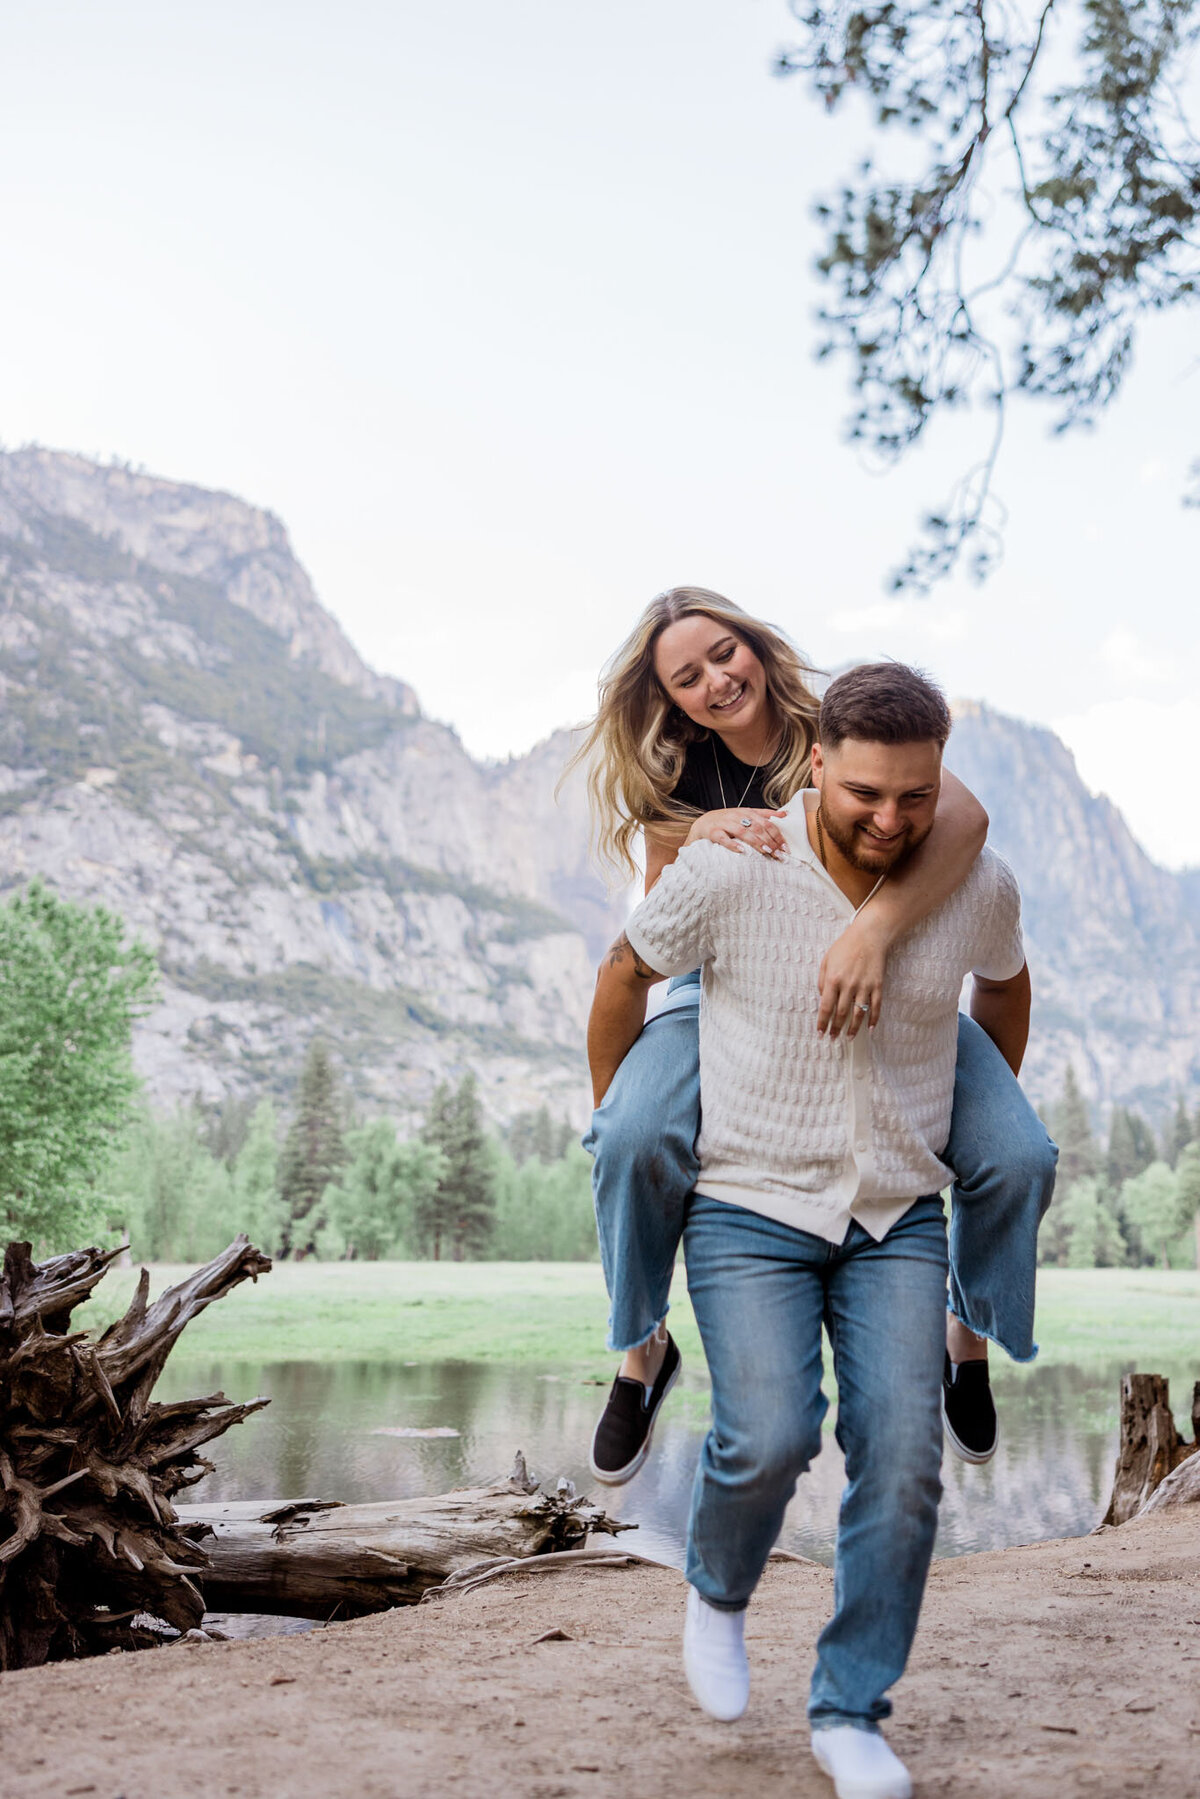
[587,664,1034,1799]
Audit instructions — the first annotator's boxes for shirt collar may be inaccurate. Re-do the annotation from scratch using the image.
[777,788,823,869]
[777,789,858,914]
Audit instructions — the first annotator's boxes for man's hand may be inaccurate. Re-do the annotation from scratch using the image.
[970,963,1031,1076]
[587,932,666,1107]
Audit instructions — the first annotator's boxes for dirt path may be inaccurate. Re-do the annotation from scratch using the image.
[3,1508,1197,1799]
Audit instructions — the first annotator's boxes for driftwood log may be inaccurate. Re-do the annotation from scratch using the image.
[1101,1373,1200,1526]
[0,1234,272,1668]
[178,1458,629,1619]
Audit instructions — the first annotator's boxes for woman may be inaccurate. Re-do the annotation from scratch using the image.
[574,587,1056,1484]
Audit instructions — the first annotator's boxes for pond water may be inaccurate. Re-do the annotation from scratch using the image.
[157,1355,1148,1570]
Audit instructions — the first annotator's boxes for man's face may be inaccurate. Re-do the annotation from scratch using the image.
[812,736,943,875]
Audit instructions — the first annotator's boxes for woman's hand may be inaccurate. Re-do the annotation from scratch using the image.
[684,808,787,858]
[818,910,894,1038]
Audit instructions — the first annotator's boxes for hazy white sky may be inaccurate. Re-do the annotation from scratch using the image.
[2,1,1197,865]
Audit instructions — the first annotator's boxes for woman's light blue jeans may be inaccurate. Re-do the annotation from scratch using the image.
[583,972,1057,1360]
[684,1192,949,1728]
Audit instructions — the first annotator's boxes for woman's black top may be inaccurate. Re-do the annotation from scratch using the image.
[669,733,773,815]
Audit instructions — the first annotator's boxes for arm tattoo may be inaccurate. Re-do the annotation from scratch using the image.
[605,932,658,981]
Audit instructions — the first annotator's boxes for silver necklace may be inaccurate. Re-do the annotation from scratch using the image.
[712,736,767,812]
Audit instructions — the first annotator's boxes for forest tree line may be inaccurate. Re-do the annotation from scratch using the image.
[1,881,1197,1269]
[112,1041,596,1265]
[1040,1068,1200,1270]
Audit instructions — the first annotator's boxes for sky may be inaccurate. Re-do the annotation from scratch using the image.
[1,1,1197,866]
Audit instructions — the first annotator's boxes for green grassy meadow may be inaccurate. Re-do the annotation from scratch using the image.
[79,1261,1200,1384]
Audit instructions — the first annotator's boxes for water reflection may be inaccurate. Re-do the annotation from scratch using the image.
[155,1355,1180,1569]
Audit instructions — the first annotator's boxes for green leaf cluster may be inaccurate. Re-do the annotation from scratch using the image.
[0,880,157,1247]
[1038,1068,1199,1267]
[318,1122,446,1261]
[777,0,1199,588]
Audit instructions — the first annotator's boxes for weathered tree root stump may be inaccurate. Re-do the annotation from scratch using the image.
[0,1240,630,1656]
[177,1460,630,1619]
[1101,1373,1200,1527]
[0,1235,271,1668]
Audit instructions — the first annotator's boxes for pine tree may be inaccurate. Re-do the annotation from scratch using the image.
[1176,1142,1200,1271]
[196,1093,255,1168]
[1164,1095,1195,1168]
[507,1106,575,1166]
[278,1041,348,1258]
[1053,1067,1098,1189]
[1104,1106,1156,1196]
[416,1075,495,1261]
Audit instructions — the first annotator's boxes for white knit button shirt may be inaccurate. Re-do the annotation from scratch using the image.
[624,790,1026,1244]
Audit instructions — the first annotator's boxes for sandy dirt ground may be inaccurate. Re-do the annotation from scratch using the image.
[2,1507,1197,1799]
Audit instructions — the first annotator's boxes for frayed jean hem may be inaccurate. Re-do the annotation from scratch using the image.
[606,1308,670,1356]
[945,1294,1039,1365]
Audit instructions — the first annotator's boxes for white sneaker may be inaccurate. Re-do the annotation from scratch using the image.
[811,1726,912,1799]
[682,1586,749,1721]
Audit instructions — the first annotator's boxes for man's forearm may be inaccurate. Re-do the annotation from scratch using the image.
[860,770,988,940]
[969,964,1031,1076]
[587,934,664,1106]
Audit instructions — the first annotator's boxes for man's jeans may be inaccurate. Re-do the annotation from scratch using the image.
[683,1191,948,1729]
[584,973,1057,1357]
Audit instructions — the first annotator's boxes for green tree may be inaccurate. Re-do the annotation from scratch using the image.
[1057,1176,1125,1269]
[0,881,158,1247]
[1164,1095,1195,1168]
[1054,1066,1098,1188]
[506,1107,575,1167]
[197,1092,256,1168]
[1176,1141,1200,1269]
[229,1099,288,1256]
[279,1041,348,1258]
[1119,1160,1189,1268]
[112,1108,238,1262]
[320,1121,446,1260]
[489,1142,598,1261]
[775,0,1200,587]
[1039,1065,1098,1262]
[416,1075,495,1261]
[1104,1105,1157,1194]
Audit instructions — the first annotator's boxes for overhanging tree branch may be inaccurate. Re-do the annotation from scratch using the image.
[776,0,1200,588]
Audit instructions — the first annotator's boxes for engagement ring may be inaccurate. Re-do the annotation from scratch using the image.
[858,1003,871,1013]
[741,817,753,828]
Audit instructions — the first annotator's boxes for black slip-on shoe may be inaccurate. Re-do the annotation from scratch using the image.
[942,1351,999,1464]
[589,1333,682,1486]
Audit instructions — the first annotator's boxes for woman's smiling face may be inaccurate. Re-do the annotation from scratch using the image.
[653,614,768,739]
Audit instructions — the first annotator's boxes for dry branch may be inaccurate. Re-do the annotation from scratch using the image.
[177,1466,630,1618]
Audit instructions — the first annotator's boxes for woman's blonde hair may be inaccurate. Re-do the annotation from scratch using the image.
[567,587,822,881]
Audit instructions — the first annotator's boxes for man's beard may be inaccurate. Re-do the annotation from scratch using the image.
[818,801,929,874]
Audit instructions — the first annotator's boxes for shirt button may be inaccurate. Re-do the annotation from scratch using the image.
[855,1067,867,1081]
[855,1139,867,1152]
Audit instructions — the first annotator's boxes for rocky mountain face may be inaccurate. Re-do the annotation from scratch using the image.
[0,449,619,1127]
[947,703,1200,1116]
[0,448,1195,1128]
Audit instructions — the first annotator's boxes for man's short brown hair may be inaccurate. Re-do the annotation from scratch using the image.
[819,662,951,750]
